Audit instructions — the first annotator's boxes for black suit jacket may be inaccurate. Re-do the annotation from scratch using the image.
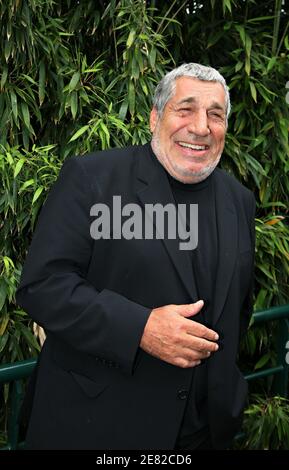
[17,143,255,449]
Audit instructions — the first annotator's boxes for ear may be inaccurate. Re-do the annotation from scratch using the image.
[149,107,158,133]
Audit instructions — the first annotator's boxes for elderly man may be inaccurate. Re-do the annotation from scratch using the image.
[17,63,255,450]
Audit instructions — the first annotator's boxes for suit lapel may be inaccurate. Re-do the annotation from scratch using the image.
[135,145,198,302]
[212,170,238,325]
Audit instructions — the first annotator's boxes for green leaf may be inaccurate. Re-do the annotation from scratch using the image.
[69,125,89,142]
[23,128,30,149]
[149,47,156,70]
[118,99,128,120]
[258,264,275,281]
[100,121,110,141]
[245,35,252,58]
[247,135,265,150]
[254,352,271,370]
[245,57,251,76]
[1,66,8,90]
[261,201,287,209]
[3,256,14,271]
[10,91,18,122]
[4,39,11,62]
[128,81,135,116]
[68,72,80,92]
[32,186,44,205]
[235,61,243,72]
[5,152,14,166]
[256,84,272,103]
[141,81,148,96]
[131,55,139,79]
[21,102,30,129]
[70,91,78,119]
[235,24,245,47]
[222,0,232,14]
[39,61,46,105]
[249,81,257,102]
[0,281,7,312]
[18,323,41,352]
[19,179,35,193]
[267,57,276,72]
[0,332,9,354]
[126,29,136,48]
[14,158,25,178]
[22,74,37,85]
[279,117,289,143]
[207,31,224,48]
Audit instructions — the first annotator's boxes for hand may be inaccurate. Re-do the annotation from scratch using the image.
[140,300,219,368]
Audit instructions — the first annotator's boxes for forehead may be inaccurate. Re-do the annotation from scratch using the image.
[169,76,226,109]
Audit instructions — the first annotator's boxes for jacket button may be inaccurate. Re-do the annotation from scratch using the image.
[177,389,188,400]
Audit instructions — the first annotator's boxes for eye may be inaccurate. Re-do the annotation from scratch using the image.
[177,108,191,115]
[209,112,224,120]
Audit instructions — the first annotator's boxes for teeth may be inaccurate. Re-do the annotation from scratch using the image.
[179,142,207,150]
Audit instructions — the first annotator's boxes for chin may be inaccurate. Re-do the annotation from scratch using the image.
[171,172,206,184]
[181,174,208,184]
[174,160,220,184]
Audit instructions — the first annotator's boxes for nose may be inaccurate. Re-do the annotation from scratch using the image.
[186,110,210,137]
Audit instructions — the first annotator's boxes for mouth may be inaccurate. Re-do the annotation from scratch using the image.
[177,141,210,154]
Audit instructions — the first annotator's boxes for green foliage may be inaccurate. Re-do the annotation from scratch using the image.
[0,0,289,449]
[1,144,59,363]
[240,320,277,377]
[255,217,289,306]
[0,1,172,367]
[242,395,289,449]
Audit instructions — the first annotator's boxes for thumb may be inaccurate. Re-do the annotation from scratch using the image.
[178,300,204,318]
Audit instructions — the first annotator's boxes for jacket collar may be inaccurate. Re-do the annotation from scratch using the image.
[212,169,238,325]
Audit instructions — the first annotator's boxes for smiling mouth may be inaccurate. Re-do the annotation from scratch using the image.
[177,141,210,150]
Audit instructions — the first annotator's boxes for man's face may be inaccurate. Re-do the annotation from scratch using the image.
[150,77,227,183]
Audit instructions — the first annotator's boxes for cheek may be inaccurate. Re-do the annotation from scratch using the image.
[165,118,186,136]
[215,126,226,141]
[212,132,225,149]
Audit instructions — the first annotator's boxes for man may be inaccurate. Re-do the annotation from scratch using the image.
[17,63,255,450]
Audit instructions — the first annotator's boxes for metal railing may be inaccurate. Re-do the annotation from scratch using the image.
[244,304,289,397]
[0,304,289,450]
[0,358,37,450]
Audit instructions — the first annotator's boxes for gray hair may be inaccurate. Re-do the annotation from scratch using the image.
[153,63,231,120]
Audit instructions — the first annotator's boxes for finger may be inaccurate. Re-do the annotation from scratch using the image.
[182,348,212,361]
[185,336,219,353]
[186,320,219,341]
[177,300,204,318]
[175,357,202,369]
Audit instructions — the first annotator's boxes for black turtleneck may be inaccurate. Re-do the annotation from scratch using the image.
[166,172,218,310]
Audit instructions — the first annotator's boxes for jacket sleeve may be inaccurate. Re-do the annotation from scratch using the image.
[240,192,256,335]
[16,157,151,375]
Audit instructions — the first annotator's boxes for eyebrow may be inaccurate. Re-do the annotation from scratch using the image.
[176,96,225,112]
